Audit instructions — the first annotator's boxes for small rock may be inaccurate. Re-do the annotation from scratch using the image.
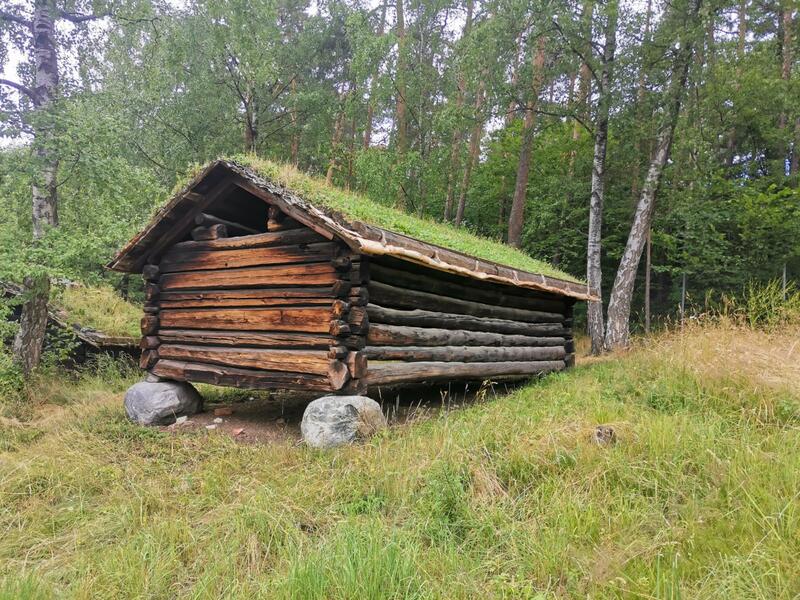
[206,424,217,430]
[124,381,203,426]
[145,373,164,383]
[214,407,233,416]
[276,417,285,424]
[213,417,223,424]
[301,395,386,449]
[592,425,617,446]
[174,415,188,425]
[232,427,245,436]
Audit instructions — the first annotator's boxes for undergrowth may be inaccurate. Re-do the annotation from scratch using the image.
[0,319,797,598]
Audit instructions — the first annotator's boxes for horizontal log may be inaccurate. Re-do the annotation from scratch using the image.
[350,260,370,284]
[158,344,331,375]
[370,260,567,313]
[268,206,304,232]
[159,263,338,291]
[139,335,160,350]
[157,329,333,348]
[344,334,366,350]
[349,286,368,306]
[159,287,336,303]
[332,280,352,297]
[159,242,337,273]
[172,227,325,252]
[159,307,332,333]
[367,360,565,386]
[144,283,159,302]
[159,296,334,309]
[330,320,351,336]
[367,304,566,336]
[332,299,349,318]
[152,359,332,391]
[347,306,369,334]
[364,345,566,362]
[191,224,227,241]
[367,324,566,347]
[195,212,260,235]
[369,281,563,323]
[329,359,350,390]
[328,345,348,359]
[140,348,158,370]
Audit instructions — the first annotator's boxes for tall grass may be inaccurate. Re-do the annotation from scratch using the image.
[0,320,798,598]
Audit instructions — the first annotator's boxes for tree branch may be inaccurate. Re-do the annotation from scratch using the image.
[0,78,39,103]
[0,9,32,27]
[57,9,108,23]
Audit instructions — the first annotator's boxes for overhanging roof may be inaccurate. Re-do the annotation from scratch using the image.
[107,160,594,301]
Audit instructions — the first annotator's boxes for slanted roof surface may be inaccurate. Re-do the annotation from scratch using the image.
[108,159,593,300]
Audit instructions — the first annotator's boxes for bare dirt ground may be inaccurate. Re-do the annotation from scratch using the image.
[160,380,524,444]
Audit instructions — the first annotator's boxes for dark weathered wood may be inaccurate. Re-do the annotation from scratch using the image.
[159,263,338,291]
[367,360,565,386]
[564,353,575,368]
[342,378,368,395]
[159,307,332,333]
[141,315,159,335]
[370,260,567,313]
[332,299,349,318]
[152,359,332,391]
[350,259,370,284]
[369,281,563,323]
[160,287,336,302]
[195,212,260,235]
[191,224,227,241]
[143,305,159,314]
[158,344,331,375]
[328,345,348,359]
[331,255,352,270]
[159,242,338,273]
[367,324,566,347]
[328,359,350,390]
[346,351,368,379]
[347,306,369,334]
[157,329,332,348]
[173,227,325,252]
[144,283,159,302]
[332,280,353,298]
[364,345,566,362]
[139,335,160,350]
[140,348,158,369]
[142,264,160,281]
[330,320,351,336]
[268,205,304,231]
[349,286,369,306]
[367,304,567,336]
[344,335,366,349]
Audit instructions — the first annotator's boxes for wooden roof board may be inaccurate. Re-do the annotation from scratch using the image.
[107,160,595,301]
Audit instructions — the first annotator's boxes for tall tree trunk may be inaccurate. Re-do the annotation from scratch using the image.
[13,0,60,374]
[243,90,257,153]
[326,95,345,185]
[394,0,408,207]
[605,0,700,350]
[778,2,793,170]
[586,1,618,355]
[363,0,388,150]
[290,77,300,165]
[444,0,474,222]
[630,0,652,203]
[508,35,547,248]
[454,78,485,227]
[726,0,747,166]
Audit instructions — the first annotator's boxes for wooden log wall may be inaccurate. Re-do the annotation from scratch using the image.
[140,209,367,392]
[364,257,575,387]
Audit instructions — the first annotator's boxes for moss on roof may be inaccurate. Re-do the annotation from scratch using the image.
[177,155,582,283]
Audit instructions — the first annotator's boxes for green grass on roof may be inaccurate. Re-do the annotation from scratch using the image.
[54,285,141,339]
[186,156,582,283]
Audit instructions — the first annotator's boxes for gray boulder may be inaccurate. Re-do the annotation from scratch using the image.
[124,380,203,426]
[301,395,386,449]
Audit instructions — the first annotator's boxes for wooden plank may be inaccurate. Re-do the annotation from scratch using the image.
[159,241,337,273]
[367,324,566,347]
[369,281,563,323]
[152,359,332,391]
[367,360,565,386]
[159,296,334,309]
[157,329,332,348]
[158,344,331,375]
[159,263,338,290]
[159,287,336,302]
[172,227,325,252]
[366,304,567,336]
[364,345,566,362]
[159,307,332,333]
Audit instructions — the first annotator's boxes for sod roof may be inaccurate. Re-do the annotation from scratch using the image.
[108,158,591,300]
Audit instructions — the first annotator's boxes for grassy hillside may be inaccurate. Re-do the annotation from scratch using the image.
[54,286,141,339]
[0,322,798,599]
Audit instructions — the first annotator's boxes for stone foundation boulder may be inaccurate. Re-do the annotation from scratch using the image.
[124,380,203,426]
[301,395,386,449]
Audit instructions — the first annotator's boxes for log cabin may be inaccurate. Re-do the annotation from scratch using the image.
[108,159,593,395]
